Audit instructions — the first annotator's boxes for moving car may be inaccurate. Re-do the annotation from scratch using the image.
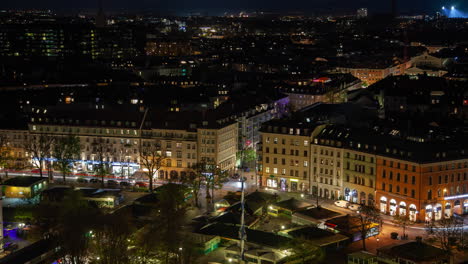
[348,204,362,211]
[334,200,349,208]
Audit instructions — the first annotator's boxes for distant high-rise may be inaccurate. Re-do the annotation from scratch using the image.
[96,0,106,28]
[357,8,368,18]
[391,0,397,17]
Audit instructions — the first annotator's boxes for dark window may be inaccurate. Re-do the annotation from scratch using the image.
[411,189,415,198]
[404,174,408,183]
[382,183,386,191]
[412,176,416,185]
[389,184,393,192]
[397,173,400,182]
[427,190,432,200]
[429,176,432,185]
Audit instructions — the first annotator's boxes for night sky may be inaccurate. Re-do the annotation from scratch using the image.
[1,0,466,15]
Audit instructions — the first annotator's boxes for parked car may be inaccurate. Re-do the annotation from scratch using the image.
[107,180,118,186]
[120,181,131,187]
[77,178,88,183]
[4,242,18,251]
[334,200,349,208]
[90,178,102,184]
[135,182,148,188]
[348,204,362,211]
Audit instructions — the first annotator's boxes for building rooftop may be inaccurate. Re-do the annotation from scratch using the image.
[294,206,341,220]
[285,226,349,247]
[0,239,56,264]
[273,198,313,212]
[197,222,291,249]
[378,241,448,262]
[3,176,46,187]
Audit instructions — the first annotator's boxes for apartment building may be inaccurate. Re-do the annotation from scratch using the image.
[311,136,344,200]
[376,155,468,222]
[260,121,319,192]
[0,107,238,179]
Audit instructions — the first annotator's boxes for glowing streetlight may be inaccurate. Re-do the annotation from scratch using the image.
[451,6,455,10]
[442,6,445,10]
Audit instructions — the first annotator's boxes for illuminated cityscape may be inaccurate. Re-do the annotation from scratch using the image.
[0,0,467,263]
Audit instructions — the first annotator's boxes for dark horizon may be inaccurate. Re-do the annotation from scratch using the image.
[1,0,466,16]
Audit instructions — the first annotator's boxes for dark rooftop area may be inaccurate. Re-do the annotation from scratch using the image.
[378,241,448,262]
[295,206,341,219]
[3,176,46,187]
[197,222,291,249]
[273,198,313,212]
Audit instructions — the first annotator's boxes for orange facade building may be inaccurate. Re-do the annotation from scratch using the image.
[376,156,468,222]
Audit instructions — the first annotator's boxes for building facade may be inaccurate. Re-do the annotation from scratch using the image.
[343,149,376,206]
[0,115,238,180]
[260,123,317,193]
[376,157,468,222]
[311,138,344,200]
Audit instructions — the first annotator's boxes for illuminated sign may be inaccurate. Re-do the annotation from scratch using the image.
[444,194,468,200]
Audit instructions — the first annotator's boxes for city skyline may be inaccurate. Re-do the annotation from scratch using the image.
[1,0,466,15]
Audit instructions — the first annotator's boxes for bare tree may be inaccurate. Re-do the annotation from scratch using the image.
[426,217,463,253]
[0,134,12,179]
[92,138,112,188]
[24,134,55,179]
[357,205,382,251]
[92,210,135,264]
[392,214,413,239]
[207,163,228,209]
[193,161,228,212]
[185,164,205,207]
[134,184,189,263]
[138,140,167,192]
[54,135,81,183]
